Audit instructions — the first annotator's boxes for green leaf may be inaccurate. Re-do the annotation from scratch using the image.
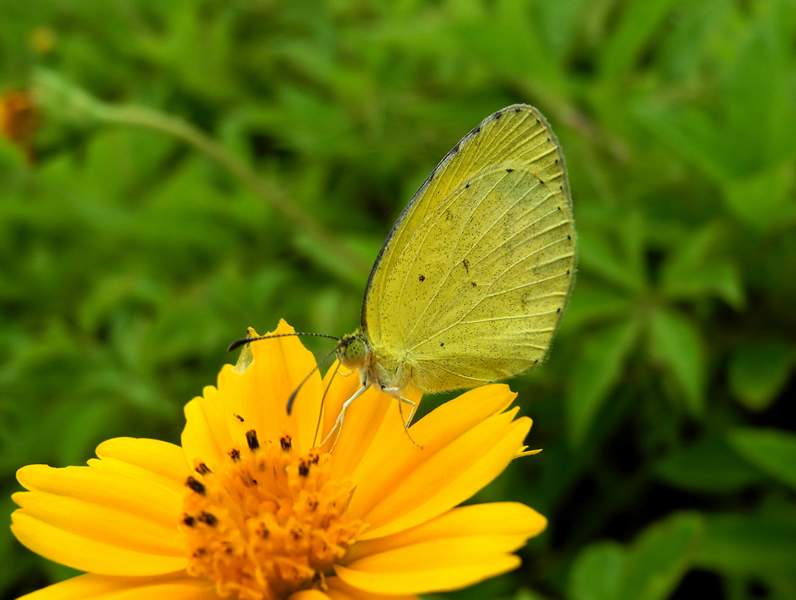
[620,513,703,600]
[570,542,625,600]
[600,0,682,78]
[567,318,640,446]
[696,512,796,577]
[570,513,703,600]
[557,284,634,334]
[649,309,706,416]
[654,433,765,493]
[728,428,796,491]
[728,341,794,411]
[722,165,796,233]
[660,223,745,309]
[578,229,645,293]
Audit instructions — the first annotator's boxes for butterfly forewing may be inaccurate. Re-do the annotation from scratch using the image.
[363,105,576,392]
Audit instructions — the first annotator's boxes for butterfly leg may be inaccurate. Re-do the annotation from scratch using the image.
[320,383,368,452]
[382,387,423,449]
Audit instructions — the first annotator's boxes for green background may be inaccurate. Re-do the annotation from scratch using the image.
[2,1,795,599]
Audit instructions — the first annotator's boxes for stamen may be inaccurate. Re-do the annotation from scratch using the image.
[182,436,364,599]
[186,477,205,495]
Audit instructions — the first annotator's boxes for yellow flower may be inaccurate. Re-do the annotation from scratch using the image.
[11,320,546,600]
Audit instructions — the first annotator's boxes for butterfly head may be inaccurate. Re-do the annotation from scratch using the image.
[336,331,371,371]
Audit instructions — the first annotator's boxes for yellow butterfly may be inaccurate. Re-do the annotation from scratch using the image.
[236,104,576,448]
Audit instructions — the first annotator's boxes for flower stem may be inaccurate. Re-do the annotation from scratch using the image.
[32,69,371,281]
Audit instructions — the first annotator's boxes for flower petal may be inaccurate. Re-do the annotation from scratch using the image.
[11,511,186,576]
[347,502,546,561]
[182,385,235,470]
[289,591,331,600]
[223,320,323,453]
[15,572,217,600]
[349,384,516,491]
[324,577,420,600]
[326,363,422,481]
[335,538,522,595]
[356,415,530,539]
[348,384,530,539]
[12,463,186,575]
[92,438,190,496]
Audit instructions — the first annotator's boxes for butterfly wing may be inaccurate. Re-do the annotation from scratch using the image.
[363,104,576,392]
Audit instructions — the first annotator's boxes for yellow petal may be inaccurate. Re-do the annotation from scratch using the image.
[91,437,190,497]
[350,410,531,538]
[348,502,546,561]
[325,577,420,600]
[13,489,183,555]
[223,320,323,453]
[12,463,186,575]
[14,572,217,600]
[16,464,183,529]
[349,384,517,505]
[336,539,521,595]
[181,387,235,470]
[327,364,421,481]
[10,511,186,576]
[289,591,331,600]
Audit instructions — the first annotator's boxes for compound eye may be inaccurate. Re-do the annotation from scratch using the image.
[337,335,369,369]
[344,339,367,362]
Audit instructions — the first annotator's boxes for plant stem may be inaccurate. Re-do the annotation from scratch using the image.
[97,104,371,279]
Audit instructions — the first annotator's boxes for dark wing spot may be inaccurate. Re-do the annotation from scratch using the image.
[495,112,502,120]
[465,183,470,189]
[536,118,540,124]
[566,269,571,275]
[475,126,481,134]
[515,107,520,112]
[462,258,470,274]
[419,274,426,282]
[555,158,559,163]
[557,307,561,313]
[471,281,477,287]
[452,143,460,154]
[506,168,514,173]
[567,235,572,240]
[440,342,445,347]
[539,178,545,184]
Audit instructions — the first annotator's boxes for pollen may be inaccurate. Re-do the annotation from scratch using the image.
[181,430,365,600]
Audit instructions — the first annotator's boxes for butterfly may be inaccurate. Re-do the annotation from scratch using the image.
[235,104,576,449]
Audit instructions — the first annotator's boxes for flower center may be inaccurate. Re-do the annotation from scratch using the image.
[181,430,364,600]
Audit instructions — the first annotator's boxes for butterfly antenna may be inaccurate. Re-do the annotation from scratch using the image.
[228,332,340,352]
[286,345,340,415]
[313,360,342,447]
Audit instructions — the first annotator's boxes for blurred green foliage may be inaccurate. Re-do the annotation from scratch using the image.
[2,1,795,599]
